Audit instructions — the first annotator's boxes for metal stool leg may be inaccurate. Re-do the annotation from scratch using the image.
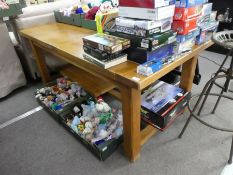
[197,51,232,116]
[179,77,216,138]
[212,88,224,114]
[228,135,233,164]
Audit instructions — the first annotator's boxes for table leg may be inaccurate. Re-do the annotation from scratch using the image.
[120,85,141,162]
[180,56,198,92]
[29,40,51,84]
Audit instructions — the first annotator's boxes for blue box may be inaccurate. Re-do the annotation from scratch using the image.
[137,60,163,76]
[176,28,200,43]
[175,0,206,7]
[127,43,175,64]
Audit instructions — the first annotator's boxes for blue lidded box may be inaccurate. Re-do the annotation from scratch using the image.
[175,0,206,8]
[137,60,163,76]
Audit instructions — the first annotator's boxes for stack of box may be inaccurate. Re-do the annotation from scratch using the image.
[106,0,177,76]
[172,1,205,54]
[196,2,219,45]
[82,33,130,69]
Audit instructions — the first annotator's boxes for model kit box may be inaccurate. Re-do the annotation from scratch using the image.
[96,12,118,33]
[174,37,196,54]
[141,81,190,130]
[201,3,213,16]
[172,17,198,35]
[118,5,175,20]
[126,43,175,64]
[116,17,173,32]
[137,60,163,76]
[176,28,200,43]
[175,0,206,8]
[174,5,202,21]
[196,21,219,45]
[119,0,175,9]
[83,34,131,54]
[116,25,161,38]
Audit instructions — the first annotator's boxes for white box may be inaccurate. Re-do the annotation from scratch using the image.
[119,5,175,20]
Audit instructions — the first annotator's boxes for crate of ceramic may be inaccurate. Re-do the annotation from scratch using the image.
[0,0,26,17]
[54,11,82,26]
[35,77,89,121]
[59,96,123,160]
[80,13,97,30]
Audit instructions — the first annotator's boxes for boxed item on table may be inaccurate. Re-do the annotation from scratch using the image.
[126,42,175,64]
[116,25,161,38]
[118,5,175,20]
[197,14,211,27]
[172,17,198,35]
[174,37,196,54]
[137,60,163,76]
[82,34,131,54]
[210,11,217,21]
[174,5,202,20]
[141,81,190,131]
[201,3,213,16]
[108,29,177,52]
[59,97,123,160]
[96,12,118,33]
[119,0,175,9]
[115,17,173,32]
[176,28,200,42]
[196,21,219,45]
[175,0,206,8]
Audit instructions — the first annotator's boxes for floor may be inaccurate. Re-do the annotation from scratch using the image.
[0,51,233,175]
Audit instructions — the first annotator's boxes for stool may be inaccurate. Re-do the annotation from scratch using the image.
[178,31,233,164]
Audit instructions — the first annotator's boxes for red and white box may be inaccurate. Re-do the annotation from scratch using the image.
[172,17,198,35]
[119,5,176,21]
[119,0,175,9]
[174,5,202,20]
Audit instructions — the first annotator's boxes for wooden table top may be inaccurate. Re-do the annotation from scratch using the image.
[20,23,213,90]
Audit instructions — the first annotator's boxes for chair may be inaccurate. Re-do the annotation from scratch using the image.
[178,30,233,164]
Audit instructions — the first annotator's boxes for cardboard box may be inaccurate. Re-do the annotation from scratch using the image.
[174,37,196,54]
[172,17,198,35]
[176,28,200,42]
[175,0,206,8]
[201,3,213,16]
[126,43,175,64]
[141,81,190,131]
[174,5,202,20]
[96,12,118,33]
[116,17,173,32]
[119,0,175,9]
[119,5,176,20]
[196,21,219,45]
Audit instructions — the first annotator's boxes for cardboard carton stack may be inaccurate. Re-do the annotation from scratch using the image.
[172,0,219,54]
[106,0,178,76]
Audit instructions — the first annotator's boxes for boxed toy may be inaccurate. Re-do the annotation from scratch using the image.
[175,0,206,8]
[137,60,163,76]
[196,21,219,45]
[83,34,131,54]
[116,25,161,38]
[172,17,198,35]
[118,5,176,20]
[176,28,200,42]
[108,29,176,52]
[116,17,173,32]
[174,37,196,54]
[119,0,175,9]
[201,3,213,16]
[174,5,202,20]
[141,81,190,130]
[126,43,175,64]
[59,97,123,160]
[95,12,118,33]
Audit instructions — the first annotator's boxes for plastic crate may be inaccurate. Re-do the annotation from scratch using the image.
[81,13,97,31]
[54,11,82,26]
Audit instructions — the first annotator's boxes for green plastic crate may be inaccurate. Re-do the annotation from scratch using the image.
[81,13,97,31]
[54,11,74,25]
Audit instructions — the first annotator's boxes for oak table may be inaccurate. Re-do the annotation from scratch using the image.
[20,23,213,162]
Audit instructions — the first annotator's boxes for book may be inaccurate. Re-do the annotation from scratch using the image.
[83,52,128,69]
[82,34,131,54]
